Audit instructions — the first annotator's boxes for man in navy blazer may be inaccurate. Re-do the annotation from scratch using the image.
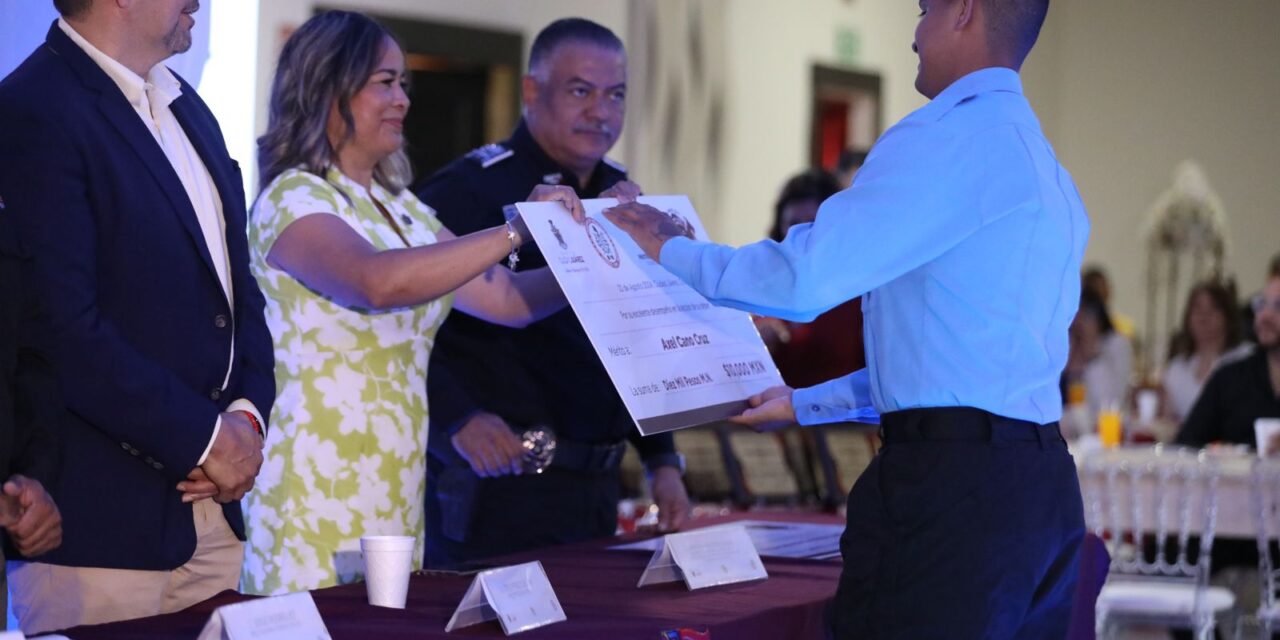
[0,0,274,632]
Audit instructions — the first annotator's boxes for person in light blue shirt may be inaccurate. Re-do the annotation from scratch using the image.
[605,0,1087,637]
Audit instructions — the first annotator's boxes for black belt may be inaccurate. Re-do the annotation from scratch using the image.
[550,437,628,473]
[879,407,1063,447]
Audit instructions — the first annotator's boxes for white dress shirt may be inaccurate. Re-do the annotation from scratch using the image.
[58,19,260,461]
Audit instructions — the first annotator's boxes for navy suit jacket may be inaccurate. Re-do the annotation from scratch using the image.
[0,23,275,570]
[0,208,59,498]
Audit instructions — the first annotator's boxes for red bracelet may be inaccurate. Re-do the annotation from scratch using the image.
[238,410,264,439]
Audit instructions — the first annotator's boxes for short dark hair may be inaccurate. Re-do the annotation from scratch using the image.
[528,18,624,77]
[770,169,842,242]
[53,0,90,17]
[982,0,1050,64]
[1269,251,1280,278]
[836,149,868,174]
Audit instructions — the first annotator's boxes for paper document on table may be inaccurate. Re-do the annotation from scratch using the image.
[611,520,843,561]
[516,196,785,435]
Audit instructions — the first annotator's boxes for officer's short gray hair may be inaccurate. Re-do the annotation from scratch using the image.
[527,18,624,81]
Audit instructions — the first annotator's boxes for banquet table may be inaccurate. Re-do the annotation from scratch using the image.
[60,513,843,639]
[1076,444,1257,538]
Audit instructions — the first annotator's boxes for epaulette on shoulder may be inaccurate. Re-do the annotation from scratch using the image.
[602,156,628,173]
[466,143,515,169]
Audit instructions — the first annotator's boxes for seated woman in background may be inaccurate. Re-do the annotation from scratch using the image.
[241,11,582,595]
[1064,288,1133,419]
[756,169,865,388]
[1160,280,1251,423]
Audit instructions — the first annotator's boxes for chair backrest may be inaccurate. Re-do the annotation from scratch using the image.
[1251,457,1280,614]
[811,422,880,508]
[673,426,735,503]
[1079,446,1222,587]
[777,427,820,502]
[722,430,802,506]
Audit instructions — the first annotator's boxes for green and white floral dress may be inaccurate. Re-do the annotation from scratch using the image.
[242,167,452,595]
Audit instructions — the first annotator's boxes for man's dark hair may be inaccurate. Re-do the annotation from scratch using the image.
[836,149,868,175]
[528,18,624,76]
[1269,251,1280,278]
[770,169,842,242]
[982,0,1050,64]
[53,0,91,17]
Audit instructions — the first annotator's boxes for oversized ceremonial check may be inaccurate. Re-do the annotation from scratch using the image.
[516,196,785,435]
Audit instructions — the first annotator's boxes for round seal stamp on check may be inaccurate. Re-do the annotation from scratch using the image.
[585,218,621,268]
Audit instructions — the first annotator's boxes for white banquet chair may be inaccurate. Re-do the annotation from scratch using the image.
[1082,446,1240,639]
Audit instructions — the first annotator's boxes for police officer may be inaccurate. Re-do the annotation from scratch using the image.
[414,17,689,566]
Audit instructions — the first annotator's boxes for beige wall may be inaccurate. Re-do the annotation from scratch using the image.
[1021,0,1280,332]
[716,0,924,245]
[251,0,925,244]
[718,0,1280,342]
[253,0,630,191]
[251,1,1280,329]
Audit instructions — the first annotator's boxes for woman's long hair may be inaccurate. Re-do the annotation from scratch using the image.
[1167,279,1242,361]
[257,10,411,196]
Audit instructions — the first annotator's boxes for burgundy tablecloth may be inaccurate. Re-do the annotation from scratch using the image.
[63,513,843,639]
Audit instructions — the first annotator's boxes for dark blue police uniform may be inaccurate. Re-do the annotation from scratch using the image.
[415,121,680,565]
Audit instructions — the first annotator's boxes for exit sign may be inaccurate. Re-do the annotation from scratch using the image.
[836,27,862,66]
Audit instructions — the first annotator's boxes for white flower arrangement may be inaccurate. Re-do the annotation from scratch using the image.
[1140,160,1228,256]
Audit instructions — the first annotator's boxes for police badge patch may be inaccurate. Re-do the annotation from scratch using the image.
[466,143,514,169]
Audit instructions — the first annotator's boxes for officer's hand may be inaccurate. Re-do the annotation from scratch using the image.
[729,385,798,432]
[649,466,690,533]
[452,412,525,477]
[527,185,586,224]
[601,180,642,204]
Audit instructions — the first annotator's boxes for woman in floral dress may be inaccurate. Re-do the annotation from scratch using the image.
[241,11,582,595]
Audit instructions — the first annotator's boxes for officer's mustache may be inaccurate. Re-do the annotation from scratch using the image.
[574,123,615,137]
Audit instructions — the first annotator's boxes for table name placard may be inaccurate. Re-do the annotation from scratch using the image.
[445,561,566,635]
[638,525,768,590]
[196,592,330,640]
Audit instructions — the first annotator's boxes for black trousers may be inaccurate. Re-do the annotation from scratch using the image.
[831,408,1085,639]
[424,458,620,567]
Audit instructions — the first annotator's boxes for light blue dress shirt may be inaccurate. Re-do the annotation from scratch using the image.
[660,68,1089,426]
